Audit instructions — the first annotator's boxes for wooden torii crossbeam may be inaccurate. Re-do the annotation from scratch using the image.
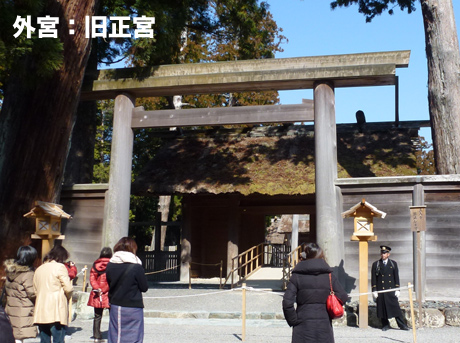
[81,50,409,100]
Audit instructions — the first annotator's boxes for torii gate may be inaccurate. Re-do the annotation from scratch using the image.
[80,50,410,280]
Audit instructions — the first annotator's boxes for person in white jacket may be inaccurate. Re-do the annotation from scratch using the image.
[33,246,73,343]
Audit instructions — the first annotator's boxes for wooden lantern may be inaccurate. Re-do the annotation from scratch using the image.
[342,198,386,329]
[24,201,71,258]
[342,198,386,240]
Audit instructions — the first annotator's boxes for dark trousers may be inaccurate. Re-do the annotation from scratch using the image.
[38,323,65,343]
[382,316,406,328]
[93,307,104,339]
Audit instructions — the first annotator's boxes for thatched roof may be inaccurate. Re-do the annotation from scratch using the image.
[132,122,423,196]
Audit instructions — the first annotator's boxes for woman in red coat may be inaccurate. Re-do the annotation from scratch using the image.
[87,247,112,343]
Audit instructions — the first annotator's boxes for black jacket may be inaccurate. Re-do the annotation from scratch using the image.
[106,262,148,308]
[371,258,403,319]
[282,259,348,343]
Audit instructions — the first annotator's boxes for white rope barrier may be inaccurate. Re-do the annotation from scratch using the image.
[74,281,416,305]
[75,266,88,277]
[143,288,236,300]
[347,284,413,298]
[239,286,284,297]
[74,283,413,301]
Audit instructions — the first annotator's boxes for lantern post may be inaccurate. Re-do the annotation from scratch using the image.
[342,198,386,329]
[24,201,72,259]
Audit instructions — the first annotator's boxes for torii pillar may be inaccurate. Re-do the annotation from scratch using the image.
[103,93,135,248]
[314,81,344,276]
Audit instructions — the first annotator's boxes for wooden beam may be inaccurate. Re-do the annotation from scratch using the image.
[80,51,410,100]
[131,103,314,128]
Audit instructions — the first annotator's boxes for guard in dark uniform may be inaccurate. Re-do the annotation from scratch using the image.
[371,245,409,331]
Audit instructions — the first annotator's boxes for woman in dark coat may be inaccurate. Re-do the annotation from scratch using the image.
[106,237,148,343]
[282,243,348,343]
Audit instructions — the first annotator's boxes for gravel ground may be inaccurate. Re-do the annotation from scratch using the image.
[22,317,460,343]
[24,278,460,342]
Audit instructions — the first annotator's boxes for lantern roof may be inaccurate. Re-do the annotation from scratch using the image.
[341,198,386,219]
[23,201,72,219]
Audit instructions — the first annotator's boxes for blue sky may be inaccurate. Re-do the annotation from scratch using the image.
[266,0,460,141]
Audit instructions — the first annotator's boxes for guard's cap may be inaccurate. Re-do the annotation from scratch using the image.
[380,245,391,253]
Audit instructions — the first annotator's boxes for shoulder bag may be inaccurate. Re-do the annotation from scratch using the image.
[326,273,344,319]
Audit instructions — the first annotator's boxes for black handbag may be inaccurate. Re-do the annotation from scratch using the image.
[0,285,16,343]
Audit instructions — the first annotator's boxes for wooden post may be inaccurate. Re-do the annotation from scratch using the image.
[412,183,426,301]
[358,239,369,328]
[291,214,299,255]
[412,183,426,328]
[189,264,191,290]
[180,197,191,282]
[41,238,54,261]
[408,282,417,343]
[220,260,223,289]
[231,258,234,289]
[314,81,344,268]
[154,212,162,272]
[83,264,88,292]
[103,93,135,248]
[242,282,246,342]
[416,231,423,328]
[344,200,382,330]
[227,196,239,285]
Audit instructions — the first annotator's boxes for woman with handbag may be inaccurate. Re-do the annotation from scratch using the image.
[282,243,348,343]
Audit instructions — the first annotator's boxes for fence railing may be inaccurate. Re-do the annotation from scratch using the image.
[138,250,180,282]
[282,245,302,290]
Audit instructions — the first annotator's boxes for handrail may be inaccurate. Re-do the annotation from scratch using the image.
[282,245,302,290]
[222,243,266,288]
[222,243,295,289]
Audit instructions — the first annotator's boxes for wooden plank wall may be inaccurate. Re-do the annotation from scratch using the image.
[423,184,460,297]
[60,185,108,288]
[341,187,413,294]
[339,179,460,300]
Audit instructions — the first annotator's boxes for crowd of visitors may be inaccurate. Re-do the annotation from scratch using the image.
[2,239,409,343]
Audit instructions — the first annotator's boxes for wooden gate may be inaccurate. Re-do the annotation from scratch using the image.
[138,249,181,282]
[133,213,182,282]
[268,244,291,267]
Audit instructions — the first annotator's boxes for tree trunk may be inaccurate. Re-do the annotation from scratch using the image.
[421,0,460,174]
[0,0,99,261]
[64,47,99,186]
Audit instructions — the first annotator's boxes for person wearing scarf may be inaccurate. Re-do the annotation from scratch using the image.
[106,237,148,343]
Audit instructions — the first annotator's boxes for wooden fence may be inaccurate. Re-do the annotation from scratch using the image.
[138,250,180,282]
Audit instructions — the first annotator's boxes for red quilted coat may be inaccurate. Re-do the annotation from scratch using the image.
[87,257,110,308]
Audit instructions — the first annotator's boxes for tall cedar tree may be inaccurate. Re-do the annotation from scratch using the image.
[0,0,100,262]
[330,0,460,174]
